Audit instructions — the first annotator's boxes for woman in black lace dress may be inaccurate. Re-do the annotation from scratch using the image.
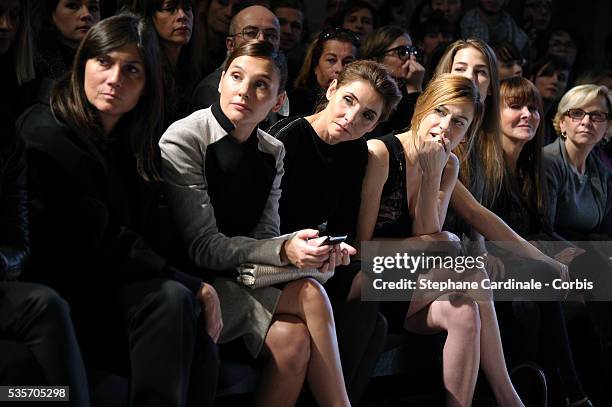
[355,74,526,407]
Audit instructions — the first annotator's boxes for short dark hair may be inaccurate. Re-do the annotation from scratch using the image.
[359,25,407,62]
[315,60,402,122]
[332,1,378,30]
[491,41,523,64]
[530,54,571,78]
[224,40,288,93]
[412,11,455,42]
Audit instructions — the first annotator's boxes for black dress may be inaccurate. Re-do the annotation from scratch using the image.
[269,117,368,242]
[372,134,415,331]
[372,134,413,238]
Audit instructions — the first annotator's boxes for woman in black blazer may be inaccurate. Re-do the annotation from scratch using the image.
[17,14,218,406]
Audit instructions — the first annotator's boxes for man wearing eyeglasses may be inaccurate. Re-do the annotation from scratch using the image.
[192,4,290,123]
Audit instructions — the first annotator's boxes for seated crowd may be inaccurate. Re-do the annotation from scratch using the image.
[1,0,611,406]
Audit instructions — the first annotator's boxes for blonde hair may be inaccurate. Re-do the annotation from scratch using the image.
[553,84,612,139]
[435,38,503,206]
[410,74,484,155]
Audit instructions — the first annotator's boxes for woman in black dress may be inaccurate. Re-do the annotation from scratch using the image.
[356,74,526,407]
[267,60,402,403]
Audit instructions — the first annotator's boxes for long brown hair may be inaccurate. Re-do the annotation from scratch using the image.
[8,0,35,85]
[51,14,164,181]
[499,76,547,213]
[435,38,504,207]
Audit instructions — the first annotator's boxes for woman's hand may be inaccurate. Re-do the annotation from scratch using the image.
[401,54,425,93]
[418,132,450,177]
[553,246,585,265]
[282,229,332,269]
[552,259,570,283]
[484,253,506,282]
[321,242,357,273]
[550,259,570,300]
[196,283,223,343]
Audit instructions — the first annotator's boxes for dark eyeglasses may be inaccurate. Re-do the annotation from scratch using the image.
[565,108,610,123]
[383,45,419,60]
[231,26,280,43]
[319,27,360,46]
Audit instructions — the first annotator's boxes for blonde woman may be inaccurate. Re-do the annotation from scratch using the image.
[355,74,524,407]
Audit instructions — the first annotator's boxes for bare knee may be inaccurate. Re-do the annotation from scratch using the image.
[443,294,481,338]
[266,317,311,374]
[430,231,460,242]
[291,278,333,315]
[433,231,462,256]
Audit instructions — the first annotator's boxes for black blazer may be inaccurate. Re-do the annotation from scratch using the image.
[16,101,201,293]
[0,118,29,281]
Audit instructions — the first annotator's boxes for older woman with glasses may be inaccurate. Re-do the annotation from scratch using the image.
[543,84,612,407]
[290,27,359,116]
[544,84,612,242]
[360,25,426,138]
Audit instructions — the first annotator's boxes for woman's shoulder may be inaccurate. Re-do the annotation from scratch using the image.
[256,128,285,159]
[542,138,564,157]
[267,116,308,140]
[161,107,225,151]
[16,102,69,146]
[366,138,391,169]
[542,138,566,168]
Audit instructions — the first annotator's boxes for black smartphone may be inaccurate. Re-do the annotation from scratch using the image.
[319,235,348,246]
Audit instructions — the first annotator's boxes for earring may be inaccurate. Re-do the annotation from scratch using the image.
[561,130,567,138]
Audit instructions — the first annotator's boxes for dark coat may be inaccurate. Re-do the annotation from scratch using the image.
[16,101,201,293]
[0,119,29,281]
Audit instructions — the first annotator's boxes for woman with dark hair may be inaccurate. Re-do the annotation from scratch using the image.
[268,60,402,403]
[193,0,237,75]
[492,42,525,80]
[33,0,101,81]
[336,1,376,40]
[129,0,203,126]
[412,11,456,72]
[290,27,358,116]
[360,25,425,138]
[0,1,88,403]
[18,14,218,406]
[160,40,353,406]
[492,77,592,407]
[0,0,36,121]
[529,55,571,144]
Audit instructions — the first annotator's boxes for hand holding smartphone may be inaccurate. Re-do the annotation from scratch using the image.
[319,235,348,246]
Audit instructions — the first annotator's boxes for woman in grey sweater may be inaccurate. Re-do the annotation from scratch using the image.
[160,41,353,406]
